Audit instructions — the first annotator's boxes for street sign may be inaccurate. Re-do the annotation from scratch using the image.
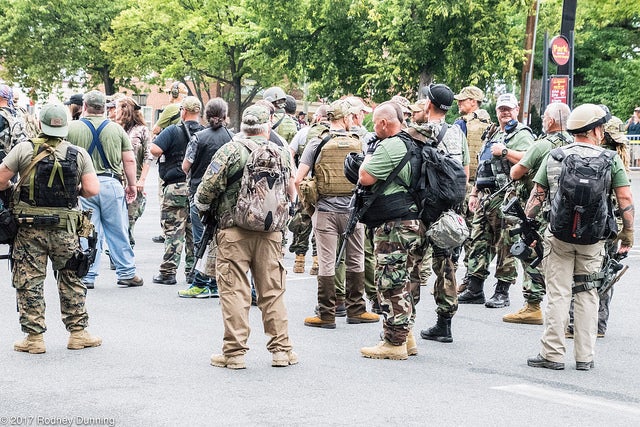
[549,35,570,66]
[549,75,569,104]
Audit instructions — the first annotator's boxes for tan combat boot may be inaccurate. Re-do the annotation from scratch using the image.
[502,302,543,325]
[67,330,102,350]
[272,350,299,367]
[360,341,408,360]
[303,315,336,329]
[406,330,418,356]
[293,254,305,273]
[309,256,319,275]
[211,353,246,369]
[14,333,46,354]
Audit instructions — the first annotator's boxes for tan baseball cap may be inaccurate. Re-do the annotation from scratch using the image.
[454,86,484,102]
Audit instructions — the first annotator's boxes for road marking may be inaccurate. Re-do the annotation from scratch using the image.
[493,384,640,418]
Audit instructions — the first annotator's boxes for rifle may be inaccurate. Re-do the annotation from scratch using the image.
[502,196,544,268]
[598,251,628,297]
[191,208,217,275]
[335,185,371,269]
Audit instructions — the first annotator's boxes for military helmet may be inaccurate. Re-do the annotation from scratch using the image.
[263,86,286,104]
[566,103,611,134]
[284,95,297,114]
[344,152,364,185]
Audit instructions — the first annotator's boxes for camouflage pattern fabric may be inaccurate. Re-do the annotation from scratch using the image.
[127,190,146,247]
[431,246,459,317]
[160,182,194,275]
[288,207,315,256]
[466,192,517,283]
[12,226,88,334]
[374,219,426,346]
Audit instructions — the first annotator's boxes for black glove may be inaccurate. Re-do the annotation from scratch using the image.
[199,209,213,226]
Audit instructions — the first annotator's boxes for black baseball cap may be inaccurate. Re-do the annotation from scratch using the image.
[422,84,454,111]
[64,94,84,107]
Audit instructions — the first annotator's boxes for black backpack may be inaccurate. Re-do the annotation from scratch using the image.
[397,130,467,225]
[549,147,617,244]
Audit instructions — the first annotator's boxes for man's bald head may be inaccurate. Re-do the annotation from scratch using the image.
[373,101,404,139]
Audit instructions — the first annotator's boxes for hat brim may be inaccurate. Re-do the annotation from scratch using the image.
[409,105,423,112]
[453,94,466,101]
[496,102,517,109]
[41,123,68,138]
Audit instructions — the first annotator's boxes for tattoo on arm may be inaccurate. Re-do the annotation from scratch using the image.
[621,203,635,230]
[524,185,546,218]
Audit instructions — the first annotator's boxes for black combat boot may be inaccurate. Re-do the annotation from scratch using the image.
[457,276,485,304]
[420,315,453,343]
[485,280,511,308]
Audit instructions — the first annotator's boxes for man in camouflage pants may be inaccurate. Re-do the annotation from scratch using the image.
[359,101,427,360]
[150,97,204,285]
[0,104,102,354]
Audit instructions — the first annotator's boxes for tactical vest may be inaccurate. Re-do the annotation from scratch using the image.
[461,110,492,179]
[159,121,204,185]
[300,122,329,157]
[19,138,79,208]
[314,132,361,197]
[189,126,233,195]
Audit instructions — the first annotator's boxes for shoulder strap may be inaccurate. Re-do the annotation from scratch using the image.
[272,114,285,130]
[436,123,448,146]
[80,118,113,170]
[549,147,565,162]
[310,133,334,177]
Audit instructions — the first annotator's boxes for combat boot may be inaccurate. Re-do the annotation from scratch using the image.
[457,276,485,304]
[420,315,453,343]
[309,256,319,275]
[293,254,305,274]
[457,276,469,294]
[210,353,246,369]
[67,330,102,350]
[14,333,46,354]
[360,341,408,360]
[406,330,418,356]
[485,280,511,308]
[503,302,543,325]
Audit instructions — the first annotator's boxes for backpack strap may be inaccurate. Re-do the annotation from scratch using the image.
[549,147,565,163]
[80,118,112,171]
[272,113,285,130]
[435,123,448,147]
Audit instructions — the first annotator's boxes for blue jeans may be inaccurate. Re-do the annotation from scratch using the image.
[81,176,136,283]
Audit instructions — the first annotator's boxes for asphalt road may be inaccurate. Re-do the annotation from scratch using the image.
[1,165,639,427]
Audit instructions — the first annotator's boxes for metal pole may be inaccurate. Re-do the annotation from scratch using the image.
[541,31,549,112]
[521,0,540,125]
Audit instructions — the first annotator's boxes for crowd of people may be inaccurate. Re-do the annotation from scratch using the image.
[0,80,635,371]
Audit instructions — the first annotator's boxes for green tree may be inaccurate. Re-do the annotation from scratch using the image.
[0,0,130,96]
[104,0,295,128]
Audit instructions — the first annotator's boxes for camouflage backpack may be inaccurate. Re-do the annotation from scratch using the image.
[0,107,27,161]
[232,138,290,232]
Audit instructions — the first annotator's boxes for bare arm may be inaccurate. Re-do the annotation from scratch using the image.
[614,185,635,253]
[79,172,100,198]
[149,143,163,158]
[510,163,529,181]
[524,183,547,219]
[0,164,16,190]
[122,150,137,203]
[294,163,310,194]
[182,158,192,175]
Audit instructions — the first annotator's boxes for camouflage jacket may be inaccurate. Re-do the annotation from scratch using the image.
[194,134,291,229]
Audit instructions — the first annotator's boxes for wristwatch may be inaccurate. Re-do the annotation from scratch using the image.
[501,148,508,157]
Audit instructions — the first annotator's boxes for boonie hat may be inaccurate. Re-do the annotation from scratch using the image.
[83,90,106,109]
[496,93,519,109]
[242,105,270,125]
[454,86,484,102]
[64,94,84,107]
[39,104,69,138]
[345,96,373,113]
[422,84,454,111]
[604,116,627,145]
[391,95,412,114]
[181,96,202,113]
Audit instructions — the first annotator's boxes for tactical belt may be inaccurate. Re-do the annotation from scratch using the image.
[97,171,122,181]
[14,206,84,233]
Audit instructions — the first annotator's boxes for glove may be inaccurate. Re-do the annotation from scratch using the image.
[199,209,213,226]
[618,228,634,248]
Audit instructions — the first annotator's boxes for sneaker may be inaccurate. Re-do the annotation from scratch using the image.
[272,350,299,367]
[152,235,165,243]
[152,274,177,285]
[117,275,144,287]
[210,287,220,298]
[178,285,211,299]
[210,353,246,369]
[527,354,564,370]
